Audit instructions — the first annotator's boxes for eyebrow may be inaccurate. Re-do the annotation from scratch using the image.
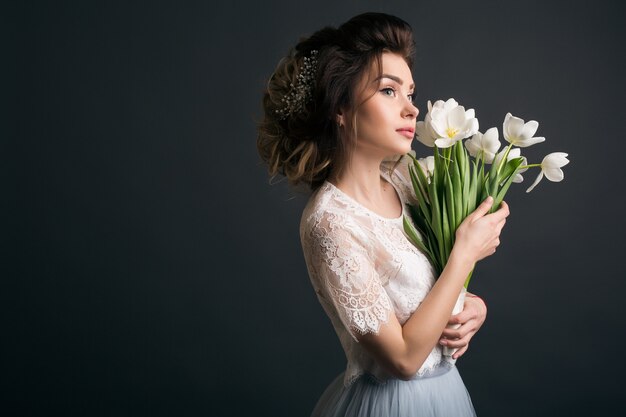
[376,74,415,89]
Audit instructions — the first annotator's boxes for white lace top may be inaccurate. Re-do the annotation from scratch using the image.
[299,154,455,387]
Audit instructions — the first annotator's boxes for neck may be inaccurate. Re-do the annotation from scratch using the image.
[329,152,389,204]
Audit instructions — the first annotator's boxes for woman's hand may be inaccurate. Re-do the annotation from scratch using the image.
[439,294,487,359]
[453,196,510,264]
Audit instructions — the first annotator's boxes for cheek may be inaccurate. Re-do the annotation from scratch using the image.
[357,103,387,136]
[356,118,382,144]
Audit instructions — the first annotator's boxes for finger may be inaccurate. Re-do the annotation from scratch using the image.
[442,335,469,349]
[492,200,510,220]
[447,309,476,326]
[470,196,493,220]
[487,209,509,225]
[496,218,506,234]
[441,328,460,340]
[441,323,474,340]
[452,345,469,359]
[448,300,480,326]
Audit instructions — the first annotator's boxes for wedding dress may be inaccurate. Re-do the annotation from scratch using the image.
[299,154,476,417]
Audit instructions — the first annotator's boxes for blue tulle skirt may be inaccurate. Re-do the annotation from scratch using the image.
[311,364,476,417]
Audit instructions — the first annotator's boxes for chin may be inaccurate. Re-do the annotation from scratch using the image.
[394,141,413,155]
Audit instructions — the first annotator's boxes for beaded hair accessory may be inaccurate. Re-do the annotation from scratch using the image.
[275,50,318,120]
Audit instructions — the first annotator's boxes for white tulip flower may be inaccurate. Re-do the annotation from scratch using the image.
[429,98,460,113]
[430,99,479,148]
[415,112,438,147]
[503,113,545,147]
[525,152,570,193]
[414,99,459,147]
[464,127,501,163]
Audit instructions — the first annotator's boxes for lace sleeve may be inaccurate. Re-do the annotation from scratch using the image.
[303,210,393,341]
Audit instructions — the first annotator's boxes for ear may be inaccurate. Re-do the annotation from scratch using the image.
[336,110,344,127]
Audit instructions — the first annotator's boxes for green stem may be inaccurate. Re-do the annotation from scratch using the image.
[496,143,514,177]
[518,163,542,169]
[441,147,453,165]
[480,155,485,181]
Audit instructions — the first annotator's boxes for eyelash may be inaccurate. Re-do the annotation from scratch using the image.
[381,87,415,103]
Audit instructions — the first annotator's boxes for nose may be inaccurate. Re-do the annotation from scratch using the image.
[402,100,418,120]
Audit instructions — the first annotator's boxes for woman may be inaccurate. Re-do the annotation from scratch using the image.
[257,12,509,416]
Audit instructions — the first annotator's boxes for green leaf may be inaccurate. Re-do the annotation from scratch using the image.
[412,158,432,204]
[444,166,456,239]
[492,157,524,211]
[429,171,445,266]
[461,146,470,218]
[435,147,447,187]
[488,152,499,192]
[478,159,487,206]
[455,141,467,179]
[442,200,451,266]
[408,203,428,235]
[468,159,478,215]
[425,228,442,274]
[408,165,431,225]
[452,152,463,230]
[403,215,435,262]
[497,157,522,185]
[480,173,490,203]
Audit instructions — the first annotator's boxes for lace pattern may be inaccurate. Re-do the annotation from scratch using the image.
[300,154,452,387]
[308,202,394,338]
[328,278,392,336]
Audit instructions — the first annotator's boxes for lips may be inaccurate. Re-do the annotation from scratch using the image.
[396,127,415,139]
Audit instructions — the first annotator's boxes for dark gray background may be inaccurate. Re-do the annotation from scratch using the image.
[6,0,625,416]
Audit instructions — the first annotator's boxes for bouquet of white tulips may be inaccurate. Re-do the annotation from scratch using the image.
[403,99,569,287]
[403,98,569,355]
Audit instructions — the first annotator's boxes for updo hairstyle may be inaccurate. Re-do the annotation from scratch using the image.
[257,12,415,190]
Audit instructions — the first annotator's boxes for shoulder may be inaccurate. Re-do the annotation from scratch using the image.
[300,182,335,241]
[299,182,371,252]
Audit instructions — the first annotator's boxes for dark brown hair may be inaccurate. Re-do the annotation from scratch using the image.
[257,12,415,190]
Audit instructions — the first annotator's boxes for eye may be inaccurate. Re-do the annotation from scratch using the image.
[380,87,396,97]
[408,93,416,103]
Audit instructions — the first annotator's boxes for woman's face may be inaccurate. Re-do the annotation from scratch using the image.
[349,52,419,159]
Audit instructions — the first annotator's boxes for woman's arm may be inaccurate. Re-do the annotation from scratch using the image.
[356,197,508,380]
